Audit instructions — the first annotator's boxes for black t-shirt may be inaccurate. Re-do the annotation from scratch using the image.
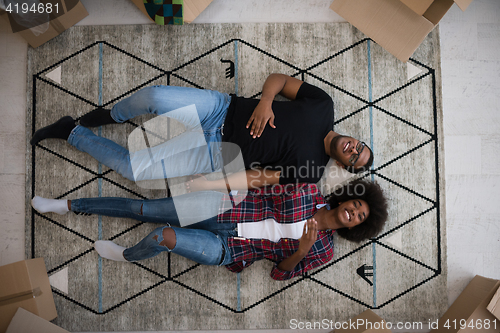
[222,82,334,184]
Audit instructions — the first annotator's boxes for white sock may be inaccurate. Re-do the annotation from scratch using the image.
[94,240,127,262]
[32,196,69,215]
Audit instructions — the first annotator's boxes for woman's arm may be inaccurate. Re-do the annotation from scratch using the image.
[246,73,304,138]
[277,218,318,271]
[187,168,281,192]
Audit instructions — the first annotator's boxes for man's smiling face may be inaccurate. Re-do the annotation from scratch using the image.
[330,134,370,170]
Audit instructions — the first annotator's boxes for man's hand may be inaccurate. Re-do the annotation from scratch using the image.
[298,218,318,255]
[246,99,276,138]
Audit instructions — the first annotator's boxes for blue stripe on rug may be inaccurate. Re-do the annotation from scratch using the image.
[98,42,103,313]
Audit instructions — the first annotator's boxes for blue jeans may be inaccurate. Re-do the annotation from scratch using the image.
[67,85,231,181]
[71,191,236,265]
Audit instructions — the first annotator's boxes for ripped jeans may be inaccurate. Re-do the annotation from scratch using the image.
[71,192,236,265]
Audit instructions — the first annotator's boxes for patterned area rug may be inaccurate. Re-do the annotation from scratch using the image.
[26,23,446,331]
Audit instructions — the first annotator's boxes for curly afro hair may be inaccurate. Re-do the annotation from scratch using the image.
[326,179,388,243]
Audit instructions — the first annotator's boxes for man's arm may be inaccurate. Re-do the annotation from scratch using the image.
[246,73,304,138]
[187,168,281,192]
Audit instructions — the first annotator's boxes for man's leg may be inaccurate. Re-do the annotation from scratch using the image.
[81,85,231,130]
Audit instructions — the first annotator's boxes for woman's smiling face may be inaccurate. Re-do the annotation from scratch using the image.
[336,199,370,229]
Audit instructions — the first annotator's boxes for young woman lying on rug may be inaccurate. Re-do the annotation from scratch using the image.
[31,180,387,280]
[30,73,373,190]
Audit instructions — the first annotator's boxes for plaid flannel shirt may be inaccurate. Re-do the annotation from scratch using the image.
[217,183,334,280]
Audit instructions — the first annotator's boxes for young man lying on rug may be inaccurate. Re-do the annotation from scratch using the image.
[32,180,387,280]
[30,73,373,190]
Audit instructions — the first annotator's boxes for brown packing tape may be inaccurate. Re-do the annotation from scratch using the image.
[0,288,42,307]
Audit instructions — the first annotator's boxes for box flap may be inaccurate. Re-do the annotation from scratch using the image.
[56,0,88,29]
[330,0,435,62]
[487,286,500,320]
[423,0,454,25]
[17,0,88,48]
[6,308,69,333]
[184,0,213,24]
[430,275,500,332]
[0,298,41,333]
[0,261,34,299]
[453,0,473,11]
[25,258,57,321]
[334,309,392,332]
[399,0,435,15]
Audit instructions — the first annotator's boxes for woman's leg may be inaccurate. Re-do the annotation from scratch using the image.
[68,191,225,226]
[69,196,181,225]
[119,224,234,265]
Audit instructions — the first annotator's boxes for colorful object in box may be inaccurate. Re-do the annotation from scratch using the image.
[143,0,183,25]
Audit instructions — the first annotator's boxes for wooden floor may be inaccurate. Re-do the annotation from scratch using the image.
[1,0,499,332]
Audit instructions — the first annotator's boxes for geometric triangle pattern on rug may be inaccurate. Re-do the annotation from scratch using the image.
[28,28,443,329]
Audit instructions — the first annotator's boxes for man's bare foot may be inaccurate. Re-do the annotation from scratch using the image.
[185,174,210,193]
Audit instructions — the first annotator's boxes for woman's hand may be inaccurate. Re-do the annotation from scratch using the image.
[246,99,276,138]
[298,218,318,255]
[185,174,210,192]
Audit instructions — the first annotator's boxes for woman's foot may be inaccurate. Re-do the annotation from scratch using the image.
[30,116,75,145]
[79,106,117,127]
[94,240,127,262]
[31,196,69,215]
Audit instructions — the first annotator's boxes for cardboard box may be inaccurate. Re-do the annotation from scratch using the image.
[330,0,473,62]
[0,258,57,333]
[333,309,392,332]
[6,308,68,333]
[130,0,213,24]
[487,285,500,320]
[0,0,88,48]
[430,275,500,332]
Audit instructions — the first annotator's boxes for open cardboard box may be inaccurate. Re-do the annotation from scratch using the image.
[333,309,392,332]
[487,284,500,320]
[430,275,500,332]
[0,0,88,48]
[6,308,68,333]
[0,258,57,333]
[130,0,213,24]
[330,0,473,62]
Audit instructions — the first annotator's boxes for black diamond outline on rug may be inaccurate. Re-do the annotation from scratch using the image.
[30,38,442,314]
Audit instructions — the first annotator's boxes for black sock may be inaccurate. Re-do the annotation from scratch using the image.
[79,106,117,127]
[30,116,76,145]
